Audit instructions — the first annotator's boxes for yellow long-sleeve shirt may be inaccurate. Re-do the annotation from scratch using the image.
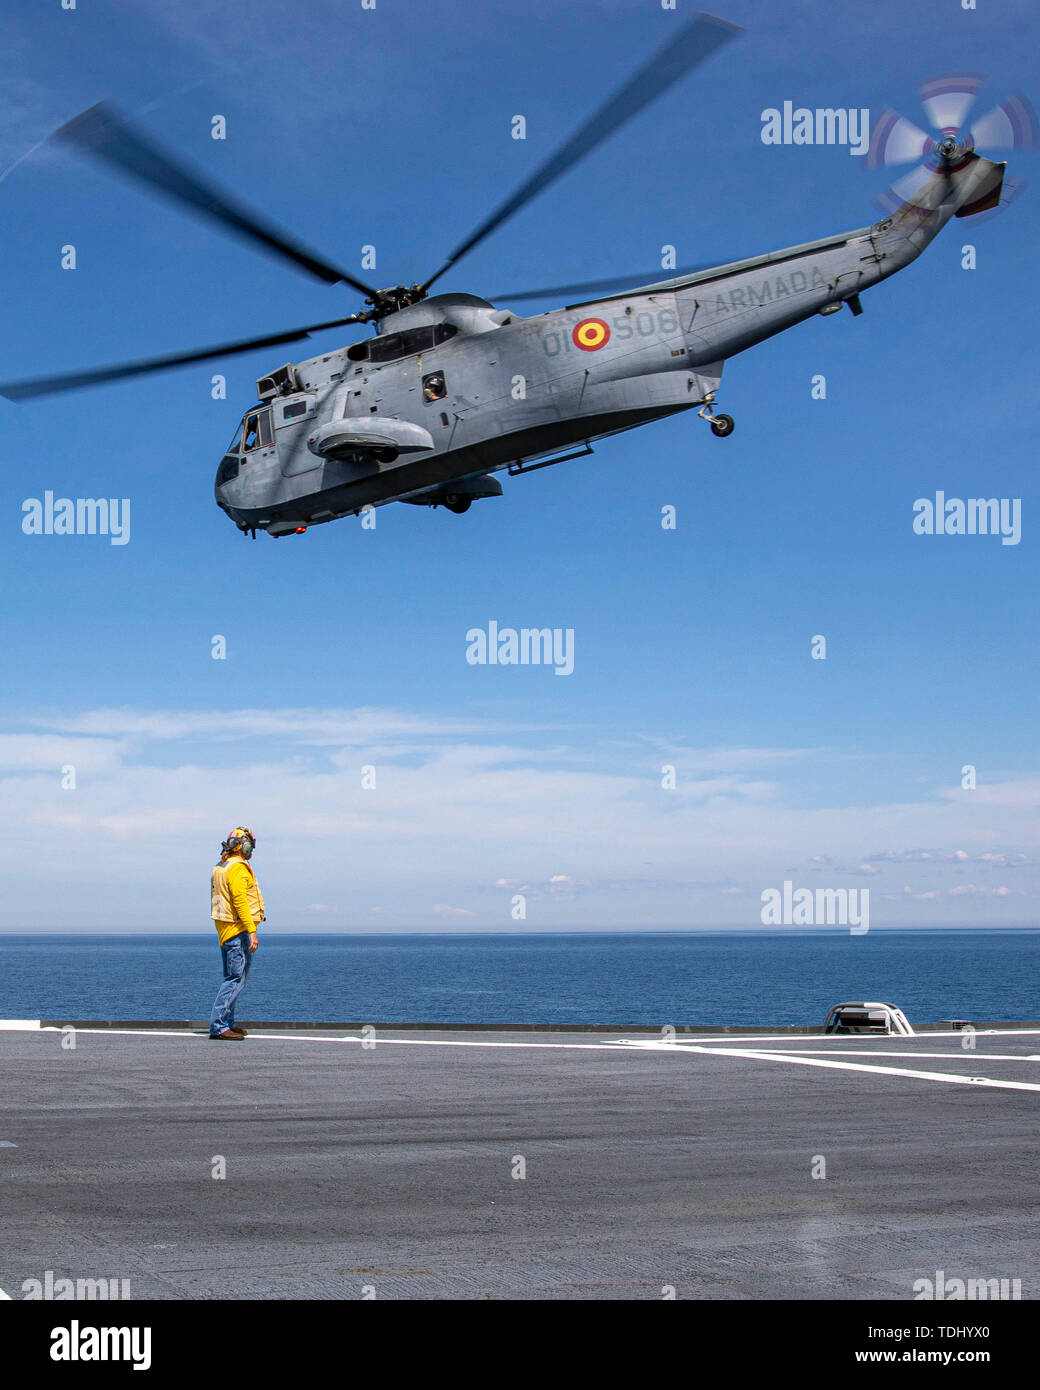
[212,858,266,946]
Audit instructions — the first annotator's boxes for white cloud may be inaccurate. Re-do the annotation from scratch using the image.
[26,706,523,745]
[948,884,1015,898]
[0,735,125,773]
[0,705,1037,929]
[938,779,1040,809]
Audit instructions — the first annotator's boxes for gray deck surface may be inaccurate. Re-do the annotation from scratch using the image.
[2,1024,1038,1300]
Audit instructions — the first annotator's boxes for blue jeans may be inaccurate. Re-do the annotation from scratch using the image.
[210,932,253,1036]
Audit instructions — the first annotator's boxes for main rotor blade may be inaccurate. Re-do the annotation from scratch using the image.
[490,262,722,304]
[421,12,740,293]
[54,103,379,296]
[0,317,364,401]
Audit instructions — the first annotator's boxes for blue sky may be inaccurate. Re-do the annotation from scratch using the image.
[0,0,1036,930]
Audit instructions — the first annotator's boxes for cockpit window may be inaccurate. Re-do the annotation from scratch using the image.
[242,409,273,451]
[217,456,240,486]
[347,323,457,364]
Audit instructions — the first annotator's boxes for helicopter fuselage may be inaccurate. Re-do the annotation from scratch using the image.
[214,151,1003,537]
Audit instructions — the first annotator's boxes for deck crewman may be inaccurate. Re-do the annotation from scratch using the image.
[209,826,265,1040]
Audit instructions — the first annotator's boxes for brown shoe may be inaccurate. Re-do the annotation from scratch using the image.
[210,1029,244,1041]
[231,1026,248,1036]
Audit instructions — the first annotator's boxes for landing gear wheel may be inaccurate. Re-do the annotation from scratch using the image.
[710,413,735,438]
[445,497,471,514]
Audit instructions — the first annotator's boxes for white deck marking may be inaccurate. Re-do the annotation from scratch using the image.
[8,1025,1040,1091]
[613,1028,1040,1046]
[0,1287,11,1300]
[702,1050,1040,1062]
[0,1020,40,1031]
[677,1046,1040,1093]
[14,1022,1040,1045]
[30,1026,645,1051]
[620,1044,1040,1063]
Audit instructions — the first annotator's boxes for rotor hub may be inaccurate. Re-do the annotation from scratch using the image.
[362,284,429,321]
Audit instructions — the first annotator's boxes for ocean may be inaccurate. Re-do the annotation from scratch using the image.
[0,929,1037,1026]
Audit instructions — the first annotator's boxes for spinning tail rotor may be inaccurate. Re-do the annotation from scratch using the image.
[867,74,1038,218]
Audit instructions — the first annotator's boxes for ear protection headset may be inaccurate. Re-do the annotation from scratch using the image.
[222,827,257,859]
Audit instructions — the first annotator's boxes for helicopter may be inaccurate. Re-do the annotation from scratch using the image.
[0,14,1015,538]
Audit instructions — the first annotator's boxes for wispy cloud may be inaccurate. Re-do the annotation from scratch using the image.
[0,705,1037,930]
[23,706,530,744]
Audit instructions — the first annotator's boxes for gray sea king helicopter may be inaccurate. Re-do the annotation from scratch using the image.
[0,14,1014,537]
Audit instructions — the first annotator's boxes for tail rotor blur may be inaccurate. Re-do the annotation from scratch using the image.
[867,74,1038,220]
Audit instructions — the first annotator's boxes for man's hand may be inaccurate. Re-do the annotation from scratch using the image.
[247,932,259,953]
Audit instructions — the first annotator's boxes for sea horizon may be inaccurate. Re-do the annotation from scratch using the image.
[2,924,1037,936]
[2,928,1038,1026]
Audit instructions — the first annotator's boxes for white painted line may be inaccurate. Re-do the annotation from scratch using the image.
[36,1026,644,1052]
[33,1022,1040,1045]
[617,1047,1040,1063]
[683,1046,1040,1094]
[22,1026,1040,1083]
[41,1025,826,1046]
[724,1050,1040,1063]
[615,1028,1040,1046]
[0,1020,40,1031]
[0,1142,17,1148]
[39,1026,238,1040]
[0,1287,11,1300]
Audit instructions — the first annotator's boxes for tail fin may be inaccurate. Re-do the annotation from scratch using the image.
[871,151,1008,274]
[952,155,1006,217]
[895,150,1008,218]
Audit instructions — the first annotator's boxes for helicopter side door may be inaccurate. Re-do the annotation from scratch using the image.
[274,393,320,476]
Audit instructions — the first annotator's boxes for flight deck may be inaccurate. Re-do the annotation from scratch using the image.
[1,1021,1037,1301]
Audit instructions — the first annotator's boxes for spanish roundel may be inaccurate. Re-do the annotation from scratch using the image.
[572,317,611,351]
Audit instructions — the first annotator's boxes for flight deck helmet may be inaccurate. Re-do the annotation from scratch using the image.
[222,826,256,860]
